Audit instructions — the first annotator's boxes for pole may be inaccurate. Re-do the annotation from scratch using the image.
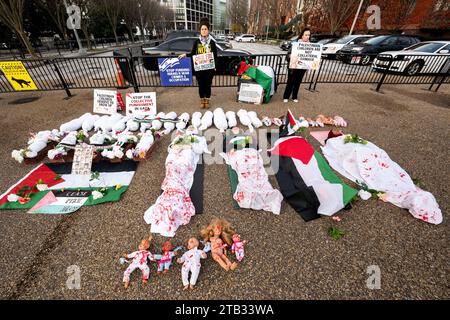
[349,0,364,35]
[63,0,85,54]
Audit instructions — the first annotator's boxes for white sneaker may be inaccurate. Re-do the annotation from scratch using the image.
[283,99,288,103]
[293,99,299,103]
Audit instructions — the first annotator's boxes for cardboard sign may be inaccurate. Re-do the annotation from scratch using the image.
[71,144,94,175]
[158,57,193,86]
[126,92,157,117]
[193,53,215,71]
[28,190,90,214]
[238,83,264,105]
[93,89,117,115]
[289,42,323,70]
[0,61,37,91]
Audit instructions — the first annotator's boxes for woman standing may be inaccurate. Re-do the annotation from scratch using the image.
[179,18,218,109]
[283,28,311,103]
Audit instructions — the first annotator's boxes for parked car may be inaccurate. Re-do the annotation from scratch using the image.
[164,30,231,50]
[142,37,254,75]
[310,34,338,43]
[235,34,256,42]
[280,35,298,51]
[226,33,235,40]
[337,34,421,65]
[322,34,374,59]
[372,41,450,75]
[317,38,338,45]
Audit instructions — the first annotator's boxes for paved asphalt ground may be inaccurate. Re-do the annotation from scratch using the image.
[0,82,448,300]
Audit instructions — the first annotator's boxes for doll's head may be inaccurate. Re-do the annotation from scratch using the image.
[187,237,199,250]
[232,233,241,243]
[139,236,152,251]
[200,218,235,246]
[162,241,173,252]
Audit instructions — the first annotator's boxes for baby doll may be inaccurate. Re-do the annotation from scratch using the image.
[122,236,154,289]
[177,237,207,290]
[154,241,178,275]
[231,233,248,262]
[200,218,237,271]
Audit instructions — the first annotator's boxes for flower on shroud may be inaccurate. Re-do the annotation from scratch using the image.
[92,191,104,200]
[332,216,342,222]
[18,197,31,204]
[7,194,19,202]
[36,184,48,192]
[11,149,25,163]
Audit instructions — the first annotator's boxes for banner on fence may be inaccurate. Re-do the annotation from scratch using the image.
[289,42,322,70]
[93,89,117,115]
[0,61,38,91]
[193,53,215,71]
[158,57,193,86]
[126,92,157,117]
[238,82,264,105]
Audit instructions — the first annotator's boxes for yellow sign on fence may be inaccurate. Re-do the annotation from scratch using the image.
[0,61,37,91]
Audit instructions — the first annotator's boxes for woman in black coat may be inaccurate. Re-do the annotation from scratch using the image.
[179,18,218,109]
[283,28,311,103]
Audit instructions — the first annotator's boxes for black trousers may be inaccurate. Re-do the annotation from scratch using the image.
[196,70,215,98]
[283,69,306,100]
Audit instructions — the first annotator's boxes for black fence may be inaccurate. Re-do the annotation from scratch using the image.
[0,52,448,97]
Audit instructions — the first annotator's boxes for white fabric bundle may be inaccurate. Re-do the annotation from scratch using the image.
[28,140,47,154]
[200,111,213,131]
[60,113,92,133]
[60,131,77,145]
[298,117,309,128]
[94,115,110,131]
[101,113,123,132]
[140,122,152,133]
[164,112,178,134]
[225,111,237,128]
[248,111,263,128]
[262,116,272,127]
[89,132,106,145]
[191,112,202,129]
[126,119,140,131]
[213,108,228,132]
[82,114,100,132]
[176,113,190,130]
[237,109,254,132]
[152,112,165,130]
[135,132,154,153]
[112,116,130,133]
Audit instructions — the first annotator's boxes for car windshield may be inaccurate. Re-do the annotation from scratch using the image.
[405,42,445,53]
[363,35,390,45]
[334,35,357,44]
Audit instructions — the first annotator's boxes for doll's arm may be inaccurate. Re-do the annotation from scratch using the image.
[153,254,162,261]
[177,254,186,264]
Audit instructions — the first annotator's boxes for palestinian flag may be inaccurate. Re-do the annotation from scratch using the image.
[0,160,137,212]
[279,109,299,137]
[269,136,357,221]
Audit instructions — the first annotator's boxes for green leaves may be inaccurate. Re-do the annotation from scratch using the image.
[344,134,368,145]
[90,171,100,181]
[328,226,345,240]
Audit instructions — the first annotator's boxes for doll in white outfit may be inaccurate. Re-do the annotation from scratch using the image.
[177,237,207,290]
[231,233,247,262]
[122,236,154,289]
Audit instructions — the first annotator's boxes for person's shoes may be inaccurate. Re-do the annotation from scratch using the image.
[200,98,206,108]
[292,99,299,103]
[283,99,288,103]
[204,98,210,109]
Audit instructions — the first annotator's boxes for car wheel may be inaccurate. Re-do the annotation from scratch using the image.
[361,55,371,65]
[404,61,423,76]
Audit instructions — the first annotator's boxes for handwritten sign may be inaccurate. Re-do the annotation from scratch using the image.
[289,42,322,70]
[71,144,94,175]
[93,89,117,115]
[0,61,38,91]
[158,57,193,86]
[193,53,215,71]
[28,190,91,214]
[126,92,157,117]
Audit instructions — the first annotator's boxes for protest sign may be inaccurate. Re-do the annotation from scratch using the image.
[158,57,193,86]
[193,53,215,71]
[71,144,94,176]
[126,92,157,117]
[289,42,323,70]
[238,83,264,105]
[93,89,117,115]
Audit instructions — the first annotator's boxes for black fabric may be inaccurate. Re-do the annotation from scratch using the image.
[272,155,321,222]
[196,70,214,98]
[46,160,138,175]
[283,69,306,100]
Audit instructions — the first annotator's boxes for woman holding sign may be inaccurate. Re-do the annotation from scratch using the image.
[283,28,311,103]
[179,18,218,109]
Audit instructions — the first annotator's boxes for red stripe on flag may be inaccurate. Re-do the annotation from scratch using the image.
[270,136,315,164]
[0,164,64,206]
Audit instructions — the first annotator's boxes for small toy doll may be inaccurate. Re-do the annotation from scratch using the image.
[200,218,237,271]
[122,236,154,289]
[154,241,179,275]
[231,233,248,262]
[177,237,207,290]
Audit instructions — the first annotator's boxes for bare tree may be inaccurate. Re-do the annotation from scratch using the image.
[0,0,35,56]
[122,0,141,42]
[36,0,68,40]
[100,0,122,44]
[375,0,418,31]
[322,0,359,34]
[227,0,248,32]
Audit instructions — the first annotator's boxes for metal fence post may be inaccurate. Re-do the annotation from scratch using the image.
[375,55,394,92]
[429,57,450,92]
[126,57,139,92]
[52,60,72,98]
